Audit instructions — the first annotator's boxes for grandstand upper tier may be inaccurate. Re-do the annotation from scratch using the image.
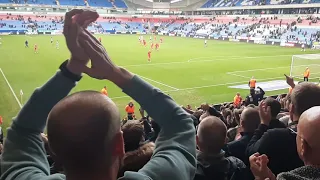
[0,0,127,8]
[201,0,320,8]
[1,13,320,45]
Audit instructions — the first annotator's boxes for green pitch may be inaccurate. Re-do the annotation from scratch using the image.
[0,34,316,135]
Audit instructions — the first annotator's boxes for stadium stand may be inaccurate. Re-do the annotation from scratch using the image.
[201,0,320,8]
[2,11,320,180]
[1,14,320,45]
[0,0,127,8]
[3,1,320,178]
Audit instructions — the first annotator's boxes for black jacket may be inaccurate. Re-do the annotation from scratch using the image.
[269,118,286,129]
[245,87,265,106]
[194,150,246,180]
[246,123,303,175]
[225,132,254,166]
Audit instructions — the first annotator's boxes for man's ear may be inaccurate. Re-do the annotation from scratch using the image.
[113,131,125,157]
[289,104,294,121]
[196,135,201,150]
[300,138,306,160]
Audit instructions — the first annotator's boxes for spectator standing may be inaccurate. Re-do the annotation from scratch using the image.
[264,97,286,129]
[245,87,265,106]
[199,103,225,123]
[233,92,242,108]
[118,120,155,177]
[194,116,246,180]
[246,82,320,175]
[225,107,260,165]
[0,9,196,180]
[250,106,320,180]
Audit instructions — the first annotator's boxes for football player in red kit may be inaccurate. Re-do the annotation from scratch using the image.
[151,43,154,49]
[148,50,151,62]
[143,39,146,46]
[160,38,163,43]
[155,43,159,51]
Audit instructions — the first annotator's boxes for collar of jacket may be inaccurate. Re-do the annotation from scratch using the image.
[240,132,254,137]
[197,150,225,162]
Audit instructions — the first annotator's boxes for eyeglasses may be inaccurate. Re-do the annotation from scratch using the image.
[289,128,297,135]
[289,128,311,148]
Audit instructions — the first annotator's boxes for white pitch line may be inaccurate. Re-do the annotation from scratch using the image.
[227,64,320,74]
[110,75,288,100]
[121,54,292,68]
[138,74,179,91]
[0,68,22,108]
[227,72,251,79]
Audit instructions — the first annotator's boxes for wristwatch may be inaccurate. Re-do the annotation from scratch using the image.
[59,60,82,81]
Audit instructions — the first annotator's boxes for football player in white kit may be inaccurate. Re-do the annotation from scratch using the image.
[56,40,59,49]
[204,39,207,47]
[301,43,306,52]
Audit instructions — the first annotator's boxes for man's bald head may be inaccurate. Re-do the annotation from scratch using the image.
[47,91,121,172]
[197,116,227,154]
[240,107,260,133]
[296,106,320,165]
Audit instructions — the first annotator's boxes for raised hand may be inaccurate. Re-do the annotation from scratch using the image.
[63,9,99,75]
[259,100,272,126]
[78,29,133,87]
[284,74,295,88]
[249,153,275,180]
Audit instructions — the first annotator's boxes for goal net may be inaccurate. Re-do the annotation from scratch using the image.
[290,54,320,81]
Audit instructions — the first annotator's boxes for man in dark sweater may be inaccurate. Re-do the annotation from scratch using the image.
[1,10,196,180]
[245,87,265,106]
[225,107,260,165]
[250,106,320,180]
[246,83,320,175]
[194,116,246,180]
[264,97,286,129]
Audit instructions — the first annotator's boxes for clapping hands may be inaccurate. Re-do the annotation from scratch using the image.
[249,153,275,180]
[63,9,133,86]
[259,100,272,126]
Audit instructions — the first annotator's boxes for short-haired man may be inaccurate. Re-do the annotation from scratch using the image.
[246,83,320,175]
[264,97,286,129]
[1,10,196,180]
[225,107,260,165]
[249,106,320,180]
[245,87,265,106]
[194,116,246,180]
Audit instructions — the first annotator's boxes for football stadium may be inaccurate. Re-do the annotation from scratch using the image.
[1,0,320,179]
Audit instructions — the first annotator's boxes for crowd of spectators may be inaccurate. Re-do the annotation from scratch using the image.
[1,9,320,180]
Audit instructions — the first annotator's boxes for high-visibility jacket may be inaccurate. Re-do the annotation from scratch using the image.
[101,88,108,96]
[234,95,242,106]
[125,105,135,114]
[249,79,256,88]
[304,69,310,78]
